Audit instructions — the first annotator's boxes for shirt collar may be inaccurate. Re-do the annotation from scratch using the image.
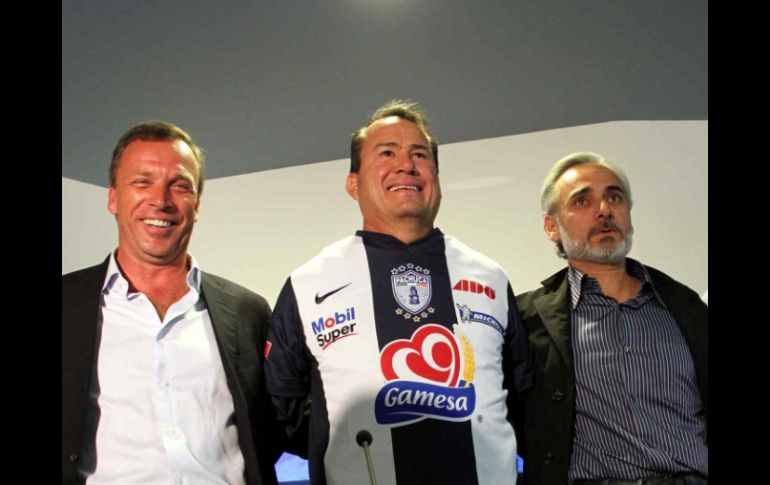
[567,257,664,309]
[101,250,201,297]
[567,265,589,310]
[355,227,444,251]
[626,258,666,306]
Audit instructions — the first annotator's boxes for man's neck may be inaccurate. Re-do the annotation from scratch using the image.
[362,219,434,245]
[115,250,192,320]
[569,258,642,303]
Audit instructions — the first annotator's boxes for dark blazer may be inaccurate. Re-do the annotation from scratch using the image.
[62,260,283,485]
[515,264,708,485]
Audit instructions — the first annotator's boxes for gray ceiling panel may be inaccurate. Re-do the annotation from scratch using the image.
[62,0,707,187]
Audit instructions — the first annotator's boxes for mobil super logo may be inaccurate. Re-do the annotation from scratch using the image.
[311,307,358,349]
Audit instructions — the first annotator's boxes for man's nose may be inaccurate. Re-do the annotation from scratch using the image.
[148,184,172,209]
[596,199,613,219]
[394,152,418,174]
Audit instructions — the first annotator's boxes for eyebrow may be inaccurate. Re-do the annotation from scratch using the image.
[129,168,195,182]
[373,141,430,151]
[567,184,625,201]
[131,169,155,178]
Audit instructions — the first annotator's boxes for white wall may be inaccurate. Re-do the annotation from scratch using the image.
[62,120,707,305]
[62,178,118,271]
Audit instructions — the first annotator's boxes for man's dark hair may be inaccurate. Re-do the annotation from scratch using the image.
[110,120,206,195]
[349,100,438,173]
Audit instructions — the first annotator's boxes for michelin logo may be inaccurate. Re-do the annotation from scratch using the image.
[456,303,504,335]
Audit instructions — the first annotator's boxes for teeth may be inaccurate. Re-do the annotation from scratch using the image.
[144,219,172,227]
[388,185,419,192]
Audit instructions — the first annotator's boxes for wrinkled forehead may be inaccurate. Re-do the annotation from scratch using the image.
[121,139,200,178]
[362,116,431,148]
[557,164,624,199]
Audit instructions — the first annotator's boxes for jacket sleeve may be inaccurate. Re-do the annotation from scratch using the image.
[502,283,533,450]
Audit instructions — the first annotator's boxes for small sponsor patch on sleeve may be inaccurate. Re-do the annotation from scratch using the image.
[264,340,272,359]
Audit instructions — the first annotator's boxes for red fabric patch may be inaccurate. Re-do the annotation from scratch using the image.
[264,341,272,359]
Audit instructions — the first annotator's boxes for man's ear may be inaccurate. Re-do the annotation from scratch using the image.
[108,186,117,215]
[346,173,359,200]
[544,213,561,243]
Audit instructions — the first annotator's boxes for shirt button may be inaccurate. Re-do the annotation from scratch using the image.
[166,429,177,438]
[543,452,553,464]
[551,389,564,402]
[68,452,79,462]
[159,379,170,388]
[624,346,631,352]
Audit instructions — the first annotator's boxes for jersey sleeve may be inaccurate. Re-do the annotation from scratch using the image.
[264,278,313,456]
[264,277,313,398]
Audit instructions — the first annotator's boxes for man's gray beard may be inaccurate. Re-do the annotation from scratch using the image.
[556,218,633,264]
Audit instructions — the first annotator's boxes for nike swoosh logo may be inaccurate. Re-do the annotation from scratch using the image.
[315,282,352,304]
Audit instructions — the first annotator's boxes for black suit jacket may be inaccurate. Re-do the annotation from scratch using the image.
[62,260,283,485]
[515,264,708,485]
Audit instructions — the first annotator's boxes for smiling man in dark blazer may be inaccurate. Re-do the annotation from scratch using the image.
[516,152,707,485]
[62,121,282,485]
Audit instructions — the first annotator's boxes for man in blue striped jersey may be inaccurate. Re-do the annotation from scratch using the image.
[516,152,708,485]
[264,100,532,485]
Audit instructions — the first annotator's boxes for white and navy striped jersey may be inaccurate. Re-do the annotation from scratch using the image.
[265,229,531,485]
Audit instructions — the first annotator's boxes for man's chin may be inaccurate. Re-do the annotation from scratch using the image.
[566,242,630,265]
[589,246,630,264]
[390,206,437,222]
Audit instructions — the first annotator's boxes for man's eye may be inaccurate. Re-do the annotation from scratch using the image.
[380,150,394,157]
[413,152,427,159]
[172,183,192,191]
[575,198,588,206]
[609,193,623,203]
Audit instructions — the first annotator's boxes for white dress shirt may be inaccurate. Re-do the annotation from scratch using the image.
[83,253,246,485]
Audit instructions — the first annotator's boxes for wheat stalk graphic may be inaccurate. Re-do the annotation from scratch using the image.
[456,327,475,386]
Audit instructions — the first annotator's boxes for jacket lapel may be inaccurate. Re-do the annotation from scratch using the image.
[64,259,110,400]
[533,271,573,368]
[200,273,240,373]
[199,273,266,483]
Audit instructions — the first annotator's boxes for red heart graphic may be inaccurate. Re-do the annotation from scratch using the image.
[380,324,461,386]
